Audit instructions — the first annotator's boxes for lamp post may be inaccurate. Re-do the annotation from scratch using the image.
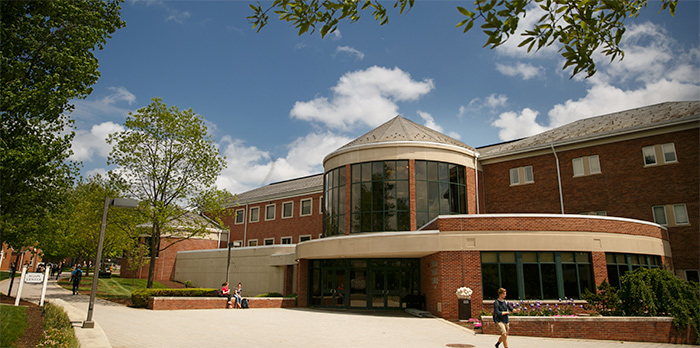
[225,240,241,284]
[83,197,138,329]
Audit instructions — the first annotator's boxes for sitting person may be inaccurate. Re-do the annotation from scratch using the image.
[219,282,232,308]
[233,282,242,309]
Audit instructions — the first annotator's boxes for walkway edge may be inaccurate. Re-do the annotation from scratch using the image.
[50,298,113,348]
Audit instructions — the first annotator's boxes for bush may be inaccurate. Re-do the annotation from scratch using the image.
[37,302,80,348]
[582,280,622,316]
[131,288,218,308]
[619,268,699,341]
[511,298,583,316]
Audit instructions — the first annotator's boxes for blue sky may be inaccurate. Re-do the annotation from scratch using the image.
[70,0,700,194]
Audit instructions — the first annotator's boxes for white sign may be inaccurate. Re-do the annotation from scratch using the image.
[24,272,45,284]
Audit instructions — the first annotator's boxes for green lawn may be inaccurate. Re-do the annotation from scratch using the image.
[0,304,28,348]
[58,275,170,300]
[0,271,17,282]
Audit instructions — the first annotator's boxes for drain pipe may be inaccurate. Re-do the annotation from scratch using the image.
[551,144,565,214]
[243,203,249,246]
[474,153,480,214]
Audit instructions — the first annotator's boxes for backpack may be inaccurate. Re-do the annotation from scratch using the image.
[241,298,249,309]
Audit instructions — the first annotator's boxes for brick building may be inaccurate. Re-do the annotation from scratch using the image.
[178,101,697,320]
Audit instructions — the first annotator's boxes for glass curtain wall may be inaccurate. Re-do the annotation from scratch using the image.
[350,161,410,233]
[324,167,346,236]
[415,161,467,228]
[481,251,595,300]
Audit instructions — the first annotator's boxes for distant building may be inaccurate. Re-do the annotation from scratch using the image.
[177,101,698,320]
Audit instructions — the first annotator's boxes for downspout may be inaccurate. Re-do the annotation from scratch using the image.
[474,153,480,214]
[243,203,249,246]
[551,144,565,214]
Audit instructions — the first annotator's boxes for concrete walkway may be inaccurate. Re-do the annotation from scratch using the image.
[1,276,694,348]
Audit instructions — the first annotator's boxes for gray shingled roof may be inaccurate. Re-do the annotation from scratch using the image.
[226,174,323,207]
[478,101,700,158]
[336,115,475,151]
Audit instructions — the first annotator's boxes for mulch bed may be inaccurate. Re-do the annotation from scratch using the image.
[1,294,43,348]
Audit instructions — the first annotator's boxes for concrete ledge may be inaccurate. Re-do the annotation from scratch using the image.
[148,296,296,310]
[51,299,112,348]
[481,315,697,345]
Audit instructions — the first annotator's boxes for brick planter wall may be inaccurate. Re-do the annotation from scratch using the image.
[148,297,296,310]
[481,316,697,345]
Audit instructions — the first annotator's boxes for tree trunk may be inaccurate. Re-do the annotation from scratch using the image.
[146,223,159,288]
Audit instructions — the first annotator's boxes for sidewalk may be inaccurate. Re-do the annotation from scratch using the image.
[2,276,695,348]
[1,275,112,348]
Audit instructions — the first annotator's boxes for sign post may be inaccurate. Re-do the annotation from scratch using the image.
[14,265,28,306]
[40,266,51,306]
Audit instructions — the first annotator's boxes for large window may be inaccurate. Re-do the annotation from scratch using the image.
[643,143,677,166]
[282,202,293,218]
[350,161,410,233]
[606,253,662,288]
[324,167,346,236]
[249,207,259,223]
[653,204,690,226]
[509,166,534,186]
[481,251,594,300]
[415,161,467,228]
[572,155,601,177]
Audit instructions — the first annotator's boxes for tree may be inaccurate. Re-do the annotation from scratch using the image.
[1,0,125,249]
[248,0,677,78]
[107,98,231,288]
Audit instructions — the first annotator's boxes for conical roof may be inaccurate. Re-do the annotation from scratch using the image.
[337,116,474,151]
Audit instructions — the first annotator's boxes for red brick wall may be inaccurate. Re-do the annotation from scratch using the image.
[121,238,218,281]
[296,259,308,307]
[481,316,697,345]
[219,192,324,246]
[480,128,698,271]
[591,251,608,286]
[148,297,295,310]
[421,251,483,320]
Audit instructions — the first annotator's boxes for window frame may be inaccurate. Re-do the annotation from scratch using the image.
[642,146,657,166]
[265,204,276,221]
[299,235,312,242]
[300,198,313,216]
[281,236,292,244]
[282,201,294,219]
[264,238,274,245]
[248,239,258,247]
[652,205,668,225]
[510,166,534,185]
[662,143,677,163]
[673,204,689,225]
[235,209,245,224]
[572,158,584,177]
[249,206,260,223]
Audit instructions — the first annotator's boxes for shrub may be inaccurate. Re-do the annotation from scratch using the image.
[37,302,80,348]
[582,280,622,316]
[131,288,218,308]
[619,268,699,341]
[511,298,583,316]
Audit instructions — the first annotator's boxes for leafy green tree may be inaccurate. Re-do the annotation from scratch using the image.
[1,0,125,250]
[107,98,231,288]
[125,242,150,285]
[248,0,677,78]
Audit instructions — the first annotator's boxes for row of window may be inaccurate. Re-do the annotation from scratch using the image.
[234,198,321,224]
[509,142,678,185]
[578,204,690,227]
[481,251,663,300]
[240,234,314,247]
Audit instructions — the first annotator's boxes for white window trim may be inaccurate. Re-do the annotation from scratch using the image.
[572,158,584,177]
[662,143,677,164]
[265,204,276,221]
[319,196,324,214]
[573,155,601,177]
[281,236,292,244]
[249,206,260,223]
[299,234,312,242]
[248,239,258,246]
[588,155,601,174]
[510,166,534,185]
[509,168,519,185]
[673,204,689,225]
[233,240,243,248]
[264,238,275,245]
[300,198,313,216]
[643,146,657,166]
[235,209,245,224]
[282,201,294,219]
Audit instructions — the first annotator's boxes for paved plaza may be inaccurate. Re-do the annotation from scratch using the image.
[1,277,694,348]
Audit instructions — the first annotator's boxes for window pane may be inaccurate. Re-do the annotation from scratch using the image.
[500,252,516,263]
[653,206,667,225]
[385,161,396,180]
[302,200,312,215]
[673,204,689,224]
[562,264,579,298]
[662,143,676,162]
[438,162,449,182]
[501,264,519,299]
[481,264,499,300]
[338,166,345,185]
[540,264,558,299]
[523,264,541,299]
[509,168,519,185]
[266,205,275,219]
[427,162,438,181]
[576,252,590,263]
[372,162,383,180]
[643,146,656,165]
[361,162,371,181]
[415,161,426,181]
[607,265,621,288]
[351,164,361,183]
[561,252,575,263]
[523,166,534,183]
[589,155,600,173]
[396,181,409,211]
[396,160,409,180]
[578,264,594,297]
[283,203,293,217]
[439,182,450,214]
[540,252,555,263]
[481,252,498,263]
[572,158,584,176]
[397,212,410,231]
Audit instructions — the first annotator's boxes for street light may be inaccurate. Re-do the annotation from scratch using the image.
[225,240,241,284]
[83,197,138,329]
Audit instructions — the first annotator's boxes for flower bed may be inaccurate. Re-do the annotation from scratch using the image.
[480,315,697,345]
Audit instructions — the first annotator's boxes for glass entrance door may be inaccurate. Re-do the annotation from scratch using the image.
[321,267,346,307]
[369,261,403,308]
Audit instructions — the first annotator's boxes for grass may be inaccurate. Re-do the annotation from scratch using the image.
[1,304,28,347]
[58,275,170,301]
[0,270,18,281]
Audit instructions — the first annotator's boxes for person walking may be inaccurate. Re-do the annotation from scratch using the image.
[493,288,519,348]
[70,266,82,295]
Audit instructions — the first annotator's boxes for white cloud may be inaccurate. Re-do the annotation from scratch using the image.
[70,86,135,122]
[290,66,434,130]
[216,132,352,194]
[330,30,342,41]
[335,46,365,60]
[491,108,549,141]
[491,21,700,141]
[417,111,461,140]
[495,62,544,80]
[70,121,125,162]
[458,94,508,118]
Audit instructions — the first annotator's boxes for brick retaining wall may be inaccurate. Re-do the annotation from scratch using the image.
[147,297,296,310]
[480,316,697,345]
